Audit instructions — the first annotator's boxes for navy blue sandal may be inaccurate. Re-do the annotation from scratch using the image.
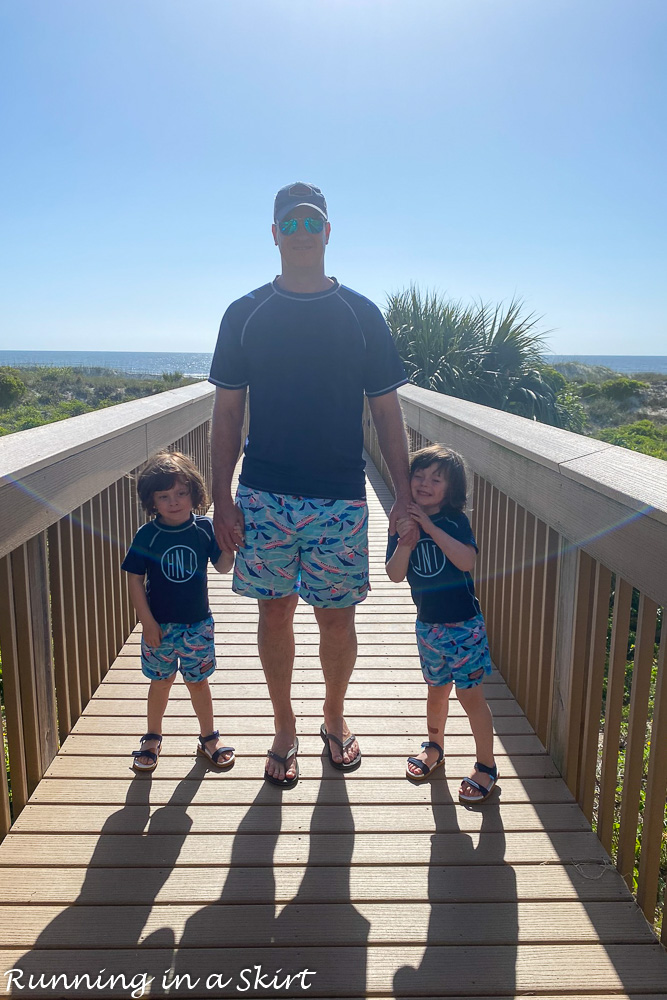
[264,736,299,788]
[406,741,444,781]
[459,761,499,802]
[320,723,362,772]
[197,730,235,769]
[131,732,163,772]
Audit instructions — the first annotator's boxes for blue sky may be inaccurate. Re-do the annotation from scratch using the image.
[1,0,665,354]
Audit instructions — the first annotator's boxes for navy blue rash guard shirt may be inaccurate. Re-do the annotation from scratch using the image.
[121,514,221,625]
[209,278,408,500]
[386,510,481,624]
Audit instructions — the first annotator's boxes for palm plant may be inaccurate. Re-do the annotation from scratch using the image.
[385,287,574,429]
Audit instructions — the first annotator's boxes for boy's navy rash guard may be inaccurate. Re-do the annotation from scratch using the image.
[386,510,481,624]
[121,514,221,625]
[209,279,408,500]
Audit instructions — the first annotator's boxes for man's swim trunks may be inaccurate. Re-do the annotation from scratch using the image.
[233,486,369,608]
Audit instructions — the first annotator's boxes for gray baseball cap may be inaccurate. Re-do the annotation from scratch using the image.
[273,182,328,222]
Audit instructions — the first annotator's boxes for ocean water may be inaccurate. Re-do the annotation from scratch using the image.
[1,349,666,377]
[0,350,213,378]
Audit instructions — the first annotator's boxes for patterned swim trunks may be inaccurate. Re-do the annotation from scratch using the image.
[415,614,492,688]
[233,485,369,608]
[141,615,216,683]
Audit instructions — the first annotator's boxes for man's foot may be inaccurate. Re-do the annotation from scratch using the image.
[265,729,299,784]
[320,716,361,770]
[406,742,443,779]
[459,762,498,802]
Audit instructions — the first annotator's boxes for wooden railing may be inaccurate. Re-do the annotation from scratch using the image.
[0,381,217,837]
[366,383,667,937]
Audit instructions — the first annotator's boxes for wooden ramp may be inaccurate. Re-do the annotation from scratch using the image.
[1,458,666,998]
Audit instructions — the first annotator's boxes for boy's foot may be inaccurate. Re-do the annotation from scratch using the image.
[131,733,162,771]
[265,729,298,784]
[321,713,360,768]
[406,742,443,779]
[460,762,498,801]
[198,731,235,768]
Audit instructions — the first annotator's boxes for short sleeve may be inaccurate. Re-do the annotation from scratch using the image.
[121,529,150,575]
[386,531,399,562]
[456,513,478,552]
[209,302,249,390]
[203,518,222,565]
[355,299,407,398]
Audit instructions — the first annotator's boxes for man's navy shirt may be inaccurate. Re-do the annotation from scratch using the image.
[386,510,481,624]
[121,514,221,624]
[209,278,407,499]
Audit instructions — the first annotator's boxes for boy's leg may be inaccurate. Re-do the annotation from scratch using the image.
[456,681,495,797]
[406,682,452,777]
[135,676,176,766]
[185,678,234,765]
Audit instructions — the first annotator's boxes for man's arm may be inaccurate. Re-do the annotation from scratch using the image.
[211,386,246,552]
[367,390,414,536]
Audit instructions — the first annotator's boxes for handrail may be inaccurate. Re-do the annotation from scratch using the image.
[0,383,216,836]
[366,384,667,938]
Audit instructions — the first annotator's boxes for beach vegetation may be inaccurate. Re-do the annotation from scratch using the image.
[0,366,197,436]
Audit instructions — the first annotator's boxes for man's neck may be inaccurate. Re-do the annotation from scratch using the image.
[275,268,335,294]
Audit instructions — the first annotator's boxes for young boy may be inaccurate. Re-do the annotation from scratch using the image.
[385,445,497,801]
[122,450,235,772]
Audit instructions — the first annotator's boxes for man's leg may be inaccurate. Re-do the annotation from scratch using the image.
[314,605,360,766]
[259,593,299,781]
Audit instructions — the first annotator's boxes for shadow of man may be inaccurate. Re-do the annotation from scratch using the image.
[7,761,208,997]
[171,757,369,996]
[393,772,517,998]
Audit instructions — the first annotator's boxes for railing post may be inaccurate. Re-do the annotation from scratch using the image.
[549,543,594,788]
[10,534,59,793]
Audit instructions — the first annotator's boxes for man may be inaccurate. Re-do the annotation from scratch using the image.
[209,181,412,786]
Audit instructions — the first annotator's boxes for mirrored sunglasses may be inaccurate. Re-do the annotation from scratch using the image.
[278,216,325,235]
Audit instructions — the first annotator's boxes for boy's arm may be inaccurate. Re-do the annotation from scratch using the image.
[385,535,414,583]
[214,549,234,574]
[127,572,162,647]
[407,504,477,573]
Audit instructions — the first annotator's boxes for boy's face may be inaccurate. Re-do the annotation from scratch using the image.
[410,463,448,515]
[152,478,192,526]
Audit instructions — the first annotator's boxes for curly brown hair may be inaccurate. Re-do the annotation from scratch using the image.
[137,451,208,515]
[409,444,468,512]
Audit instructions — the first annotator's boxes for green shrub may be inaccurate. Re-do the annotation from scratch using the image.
[0,371,27,409]
[596,419,667,460]
[598,377,647,401]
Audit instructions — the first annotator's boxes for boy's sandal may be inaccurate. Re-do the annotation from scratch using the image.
[320,723,362,772]
[131,732,163,772]
[459,761,499,803]
[197,730,236,769]
[406,741,445,781]
[264,737,299,789]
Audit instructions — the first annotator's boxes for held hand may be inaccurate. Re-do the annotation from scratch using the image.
[142,620,163,648]
[214,498,245,553]
[388,496,410,536]
[407,502,434,533]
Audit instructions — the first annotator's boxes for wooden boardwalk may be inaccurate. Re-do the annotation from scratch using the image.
[1,458,666,998]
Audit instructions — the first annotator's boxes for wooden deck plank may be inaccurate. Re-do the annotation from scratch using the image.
[0,831,611,867]
[1,945,667,997]
[29,776,575,805]
[43,753,562,780]
[0,901,654,948]
[0,864,631,904]
[9,801,592,835]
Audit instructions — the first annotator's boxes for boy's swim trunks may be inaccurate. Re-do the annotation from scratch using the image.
[141,615,216,683]
[415,614,492,688]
